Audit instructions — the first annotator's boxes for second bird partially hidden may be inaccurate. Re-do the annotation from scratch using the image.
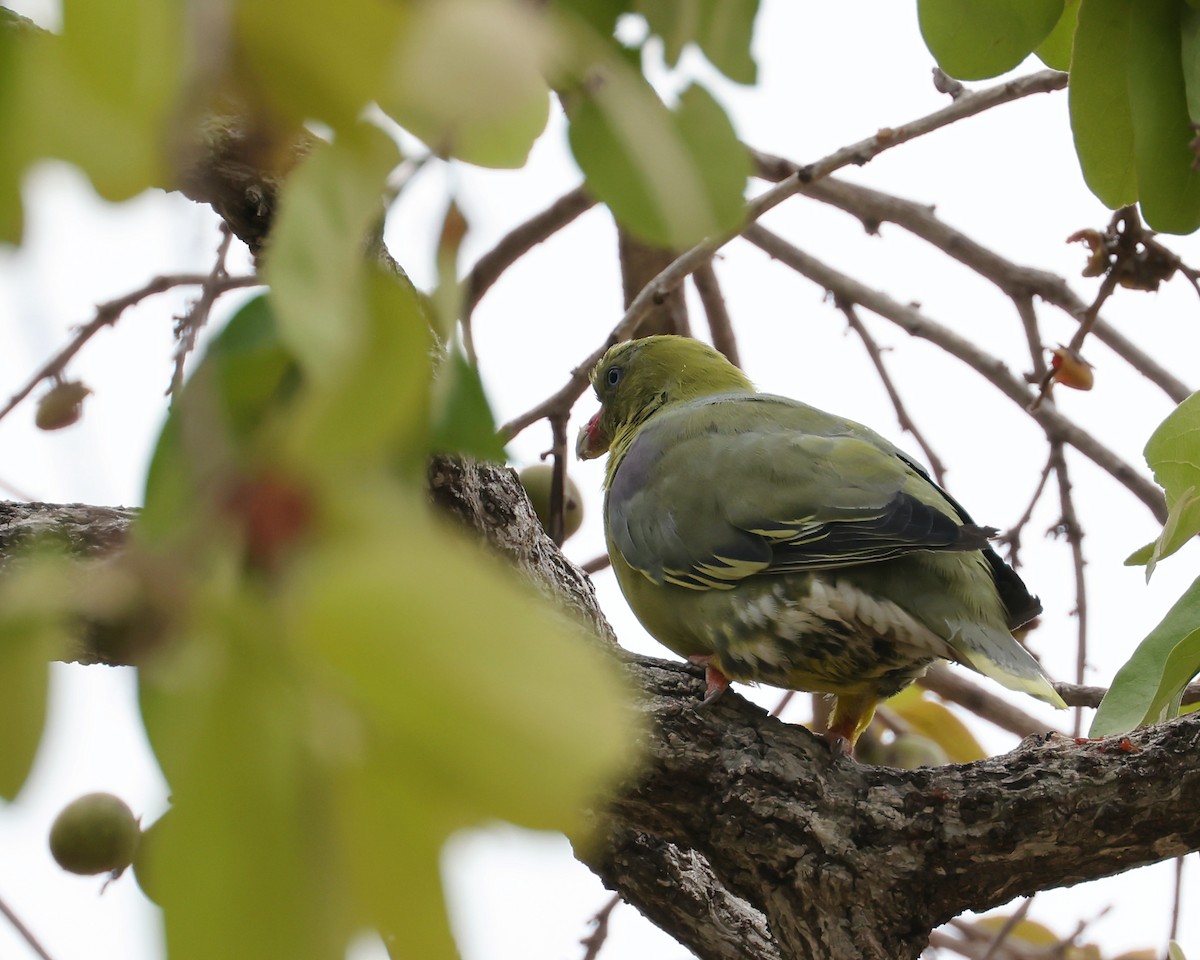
[576,335,1065,755]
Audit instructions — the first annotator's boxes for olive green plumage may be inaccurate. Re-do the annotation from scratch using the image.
[577,335,1064,753]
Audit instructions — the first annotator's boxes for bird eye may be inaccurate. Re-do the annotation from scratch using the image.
[606,366,622,387]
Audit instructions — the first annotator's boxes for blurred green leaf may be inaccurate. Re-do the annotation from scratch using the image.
[1127,0,1200,234]
[554,0,630,39]
[141,295,297,544]
[234,0,405,130]
[380,0,551,168]
[1131,391,1200,577]
[637,0,760,84]
[286,487,637,833]
[1069,0,1138,209]
[429,348,507,463]
[139,587,345,960]
[1035,0,1078,70]
[885,687,986,762]
[285,264,433,476]
[1091,576,1200,736]
[11,0,183,201]
[917,0,1063,79]
[1182,5,1200,121]
[0,557,69,798]
[265,127,401,381]
[568,74,749,247]
[675,84,751,230]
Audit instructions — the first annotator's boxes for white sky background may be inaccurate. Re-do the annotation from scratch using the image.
[0,1,1198,958]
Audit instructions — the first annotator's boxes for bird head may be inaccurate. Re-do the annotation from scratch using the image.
[576,336,752,463]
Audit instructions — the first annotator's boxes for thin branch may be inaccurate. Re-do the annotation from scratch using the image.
[499,70,1069,442]
[978,897,1033,960]
[755,168,1192,405]
[839,300,948,487]
[461,185,596,364]
[0,891,58,960]
[579,893,621,960]
[581,553,611,575]
[0,272,260,427]
[168,225,237,397]
[740,223,1167,522]
[1048,442,1088,737]
[1000,454,1055,570]
[918,665,1060,739]
[692,259,740,367]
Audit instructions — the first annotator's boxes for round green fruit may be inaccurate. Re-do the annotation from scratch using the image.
[48,792,139,876]
[518,463,584,541]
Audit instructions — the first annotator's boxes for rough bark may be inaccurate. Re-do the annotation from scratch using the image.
[8,462,1200,960]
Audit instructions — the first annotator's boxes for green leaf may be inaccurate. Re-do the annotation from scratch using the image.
[636,0,759,83]
[1127,0,1200,233]
[234,0,406,130]
[1090,575,1200,736]
[429,348,507,462]
[139,588,347,960]
[1069,0,1138,208]
[11,0,183,201]
[0,557,68,798]
[885,687,987,763]
[675,83,751,230]
[380,0,551,168]
[567,74,749,247]
[1182,5,1200,122]
[917,0,1064,80]
[285,487,638,833]
[141,295,297,544]
[285,264,434,476]
[1133,391,1200,576]
[1035,0,1078,70]
[264,127,402,382]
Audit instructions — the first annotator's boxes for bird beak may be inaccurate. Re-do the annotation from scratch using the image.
[576,411,609,460]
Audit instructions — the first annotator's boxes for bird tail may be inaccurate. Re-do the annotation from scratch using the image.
[947,619,1067,709]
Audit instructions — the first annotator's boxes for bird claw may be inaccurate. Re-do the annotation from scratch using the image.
[687,655,730,704]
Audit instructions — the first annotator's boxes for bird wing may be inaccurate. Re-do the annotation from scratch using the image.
[608,394,992,591]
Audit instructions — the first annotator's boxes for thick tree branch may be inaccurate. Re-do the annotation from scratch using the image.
[6,468,1199,960]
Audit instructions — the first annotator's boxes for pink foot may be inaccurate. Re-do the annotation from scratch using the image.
[687,655,730,703]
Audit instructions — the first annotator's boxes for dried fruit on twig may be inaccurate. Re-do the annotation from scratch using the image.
[1049,346,1094,391]
[35,380,91,430]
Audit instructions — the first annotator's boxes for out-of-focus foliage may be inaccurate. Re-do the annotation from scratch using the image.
[919,0,1200,234]
[0,3,675,956]
[1096,392,1200,735]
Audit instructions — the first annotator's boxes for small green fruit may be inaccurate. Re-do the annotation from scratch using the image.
[49,792,139,875]
[519,463,584,541]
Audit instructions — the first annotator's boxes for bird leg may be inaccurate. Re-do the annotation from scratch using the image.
[687,655,730,703]
[825,692,879,757]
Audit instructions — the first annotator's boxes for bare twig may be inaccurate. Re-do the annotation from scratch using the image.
[0,272,260,427]
[839,300,948,487]
[692,259,740,367]
[752,167,1191,404]
[499,70,1070,442]
[580,893,621,960]
[168,225,237,397]
[461,185,596,364]
[1000,455,1055,570]
[0,891,58,960]
[740,223,1167,522]
[919,665,1060,739]
[1048,442,1088,737]
[581,553,611,575]
[979,896,1033,960]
